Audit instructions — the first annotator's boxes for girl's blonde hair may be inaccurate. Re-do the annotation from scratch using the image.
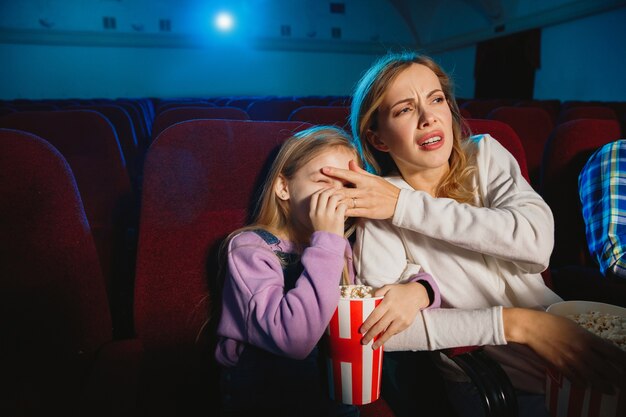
[350,51,477,204]
[219,125,362,282]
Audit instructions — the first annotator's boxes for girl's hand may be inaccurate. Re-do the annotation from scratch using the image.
[359,282,430,350]
[322,160,400,220]
[504,308,626,394]
[309,187,347,237]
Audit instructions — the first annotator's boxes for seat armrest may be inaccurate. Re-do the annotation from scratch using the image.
[446,348,518,417]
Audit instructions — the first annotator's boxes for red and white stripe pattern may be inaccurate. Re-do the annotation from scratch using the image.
[326,297,383,405]
[545,368,624,417]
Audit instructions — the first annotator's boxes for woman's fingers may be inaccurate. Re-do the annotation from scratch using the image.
[322,164,371,186]
[371,323,402,350]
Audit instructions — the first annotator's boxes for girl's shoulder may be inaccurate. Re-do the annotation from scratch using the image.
[230,229,280,251]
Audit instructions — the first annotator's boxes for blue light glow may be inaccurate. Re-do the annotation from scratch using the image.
[215,12,234,31]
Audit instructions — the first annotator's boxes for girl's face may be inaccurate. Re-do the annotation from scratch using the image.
[276,147,355,237]
[369,63,454,186]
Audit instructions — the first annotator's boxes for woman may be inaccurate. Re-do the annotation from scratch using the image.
[322,52,625,417]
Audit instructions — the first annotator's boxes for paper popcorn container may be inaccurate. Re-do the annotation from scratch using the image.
[324,290,384,405]
[545,301,626,417]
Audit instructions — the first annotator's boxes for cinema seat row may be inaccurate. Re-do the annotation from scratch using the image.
[1,117,524,417]
[1,96,625,416]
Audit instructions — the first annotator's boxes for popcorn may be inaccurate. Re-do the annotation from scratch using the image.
[340,284,373,299]
[568,311,626,351]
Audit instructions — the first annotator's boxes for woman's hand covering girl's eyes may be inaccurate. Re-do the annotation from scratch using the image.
[322,160,400,220]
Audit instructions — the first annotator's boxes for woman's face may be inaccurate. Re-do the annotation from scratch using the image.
[370,63,454,183]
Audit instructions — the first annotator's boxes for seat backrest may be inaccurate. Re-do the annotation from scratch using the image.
[540,118,622,267]
[0,106,16,117]
[151,106,249,141]
[488,106,554,187]
[459,107,472,118]
[136,119,312,349]
[156,101,215,115]
[461,99,508,119]
[0,110,137,337]
[134,119,311,415]
[0,110,133,230]
[67,104,140,181]
[0,128,112,415]
[294,96,337,106]
[515,99,561,124]
[288,105,350,128]
[246,99,305,121]
[465,118,530,182]
[329,96,352,107]
[225,97,257,110]
[559,106,619,124]
[113,99,151,151]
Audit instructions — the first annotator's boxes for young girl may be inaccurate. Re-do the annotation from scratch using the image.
[214,126,439,417]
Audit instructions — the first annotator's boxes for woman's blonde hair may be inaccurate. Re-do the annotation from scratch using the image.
[350,51,477,204]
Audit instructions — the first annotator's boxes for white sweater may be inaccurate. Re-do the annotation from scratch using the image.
[354,134,563,393]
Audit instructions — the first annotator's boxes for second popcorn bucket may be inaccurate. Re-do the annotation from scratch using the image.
[323,285,384,405]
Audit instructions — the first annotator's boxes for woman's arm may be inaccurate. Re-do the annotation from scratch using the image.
[225,231,346,359]
[327,137,554,272]
[354,218,441,347]
[396,137,552,270]
[503,308,626,394]
[378,305,626,394]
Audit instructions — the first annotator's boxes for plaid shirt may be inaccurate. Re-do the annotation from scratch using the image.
[579,140,626,278]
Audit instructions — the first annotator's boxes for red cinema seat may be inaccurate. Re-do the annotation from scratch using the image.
[459,107,472,118]
[294,95,337,106]
[246,99,305,121]
[0,106,16,117]
[465,118,530,183]
[155,101,215,115]
[0,128,140,417]
[288,105,350,128]
[151,106,249,141]
[134,119,312,416]
[67,104,141,183]
[540,118,622,268]
[460,99,507,119]
[515,99,561,125]
[559,106,619,124]
[114,99,151,152]
[329,96,352,107]
[0,110,138,339]
[488,106,554,188]
[225,97,257,110]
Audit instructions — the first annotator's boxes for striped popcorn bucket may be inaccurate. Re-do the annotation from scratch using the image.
[545,301,625,417]
[324,288,384,405]
[545,368,623,417]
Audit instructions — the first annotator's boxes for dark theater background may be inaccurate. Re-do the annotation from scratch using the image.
[1,1,625,416]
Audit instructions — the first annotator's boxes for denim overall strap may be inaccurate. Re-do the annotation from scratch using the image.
[252,229,303,291]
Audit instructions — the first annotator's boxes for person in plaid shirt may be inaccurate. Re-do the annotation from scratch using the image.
[579,139,626,279]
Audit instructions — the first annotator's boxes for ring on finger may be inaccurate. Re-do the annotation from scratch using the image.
[352,197,357,209]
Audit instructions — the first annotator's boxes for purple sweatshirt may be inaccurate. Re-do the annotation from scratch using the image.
[215,230,440,367]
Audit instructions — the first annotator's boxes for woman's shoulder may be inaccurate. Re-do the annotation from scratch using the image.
[468,133,510,159]
[467,133,504,152]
